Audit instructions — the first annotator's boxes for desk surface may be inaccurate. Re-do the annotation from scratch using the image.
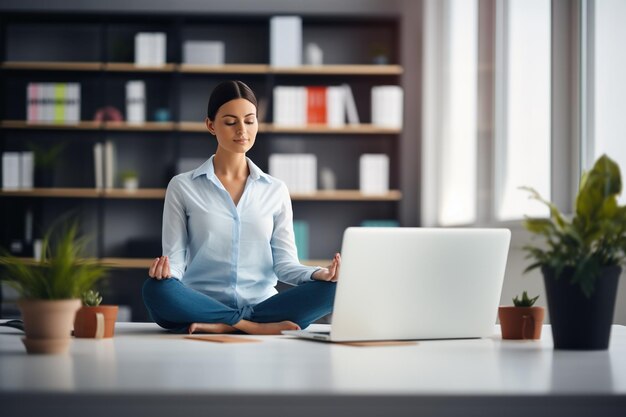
[2,323,626,417]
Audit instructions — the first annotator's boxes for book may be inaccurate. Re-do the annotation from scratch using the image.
[93,142,103,189]
[183,40,224,65]
[326,86,346,127]
[359,154,389,195]
[372,85,404,128]
[269,153,317,193]
[2,152,20,190]
[343,84,360,125]
[292,220,310,260]
[135,32,167,66]
[104,140,116,189]
[20,152,34,189]
[270,16,302,67]
[126,81,146,124]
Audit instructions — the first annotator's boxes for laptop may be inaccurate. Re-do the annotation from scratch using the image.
[283,227,511,342]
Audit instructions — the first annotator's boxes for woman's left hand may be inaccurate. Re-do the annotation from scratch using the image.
[312,253,341,282]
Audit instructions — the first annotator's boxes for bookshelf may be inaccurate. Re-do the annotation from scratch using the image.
[0,8,406,321]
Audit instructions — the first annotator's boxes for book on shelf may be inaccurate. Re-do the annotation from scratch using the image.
[292,220,310,260]
[104,140,117,189]
[135,32,167,66]
[126,81,146,124]
[359,154,390,195]
[1,151,33,190]
[183,40,224,65]
[270,16,302,67]
[371,85,404,128]
[360,219,400,228]
[269,154,317,194]
[272,85,347,127]
[93,143,103,190]
[27,82,81,123]
[343,84,360,125]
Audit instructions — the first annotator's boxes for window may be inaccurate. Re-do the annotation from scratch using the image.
[587,0,626,204]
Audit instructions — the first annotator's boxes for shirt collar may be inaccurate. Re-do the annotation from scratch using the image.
[192,155,272,184]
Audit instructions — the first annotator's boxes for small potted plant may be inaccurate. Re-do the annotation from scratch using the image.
[120,169,139,191]
[522,154,625,350]
[498,291,545,340]
[0,219,107,354]
[74,290,119,339]
[28,141,66,188]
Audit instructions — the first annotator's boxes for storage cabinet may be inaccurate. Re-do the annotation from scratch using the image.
[0,11,404,320]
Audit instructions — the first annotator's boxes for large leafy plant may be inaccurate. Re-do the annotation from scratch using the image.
[0,220,107,300]
[522,154,626,297]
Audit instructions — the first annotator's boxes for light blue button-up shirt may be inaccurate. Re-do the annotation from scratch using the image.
[162,155,319,309]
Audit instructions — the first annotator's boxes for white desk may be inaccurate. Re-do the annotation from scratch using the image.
[1,323,626,417]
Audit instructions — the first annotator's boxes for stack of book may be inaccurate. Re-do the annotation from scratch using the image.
[93,141,117,189]
[183,40,224,65]
[2,152,33,190]
[371,86,404,128]
[273,84,357,127]
[359,154,390,195]
[270,16,302,67]
[26,83,81,123]
[268,154,317,194]
[134,32,167,66]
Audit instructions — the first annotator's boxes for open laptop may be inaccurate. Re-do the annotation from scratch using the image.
[283,227,511,342]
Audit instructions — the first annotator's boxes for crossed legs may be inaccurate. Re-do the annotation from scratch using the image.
[142,278,336,335]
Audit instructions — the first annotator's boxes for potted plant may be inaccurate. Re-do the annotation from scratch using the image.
[28,142,66,188]
[0,220,107,354]
[119,169,139,191]
[498,291,545,340]
[74,290,119,338]
[522,154,625,350]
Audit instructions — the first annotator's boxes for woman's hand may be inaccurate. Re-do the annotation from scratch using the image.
[148,256,172,280]
[312,253,341,282]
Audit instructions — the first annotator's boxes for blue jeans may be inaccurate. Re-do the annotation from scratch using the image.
[142,278,336,333]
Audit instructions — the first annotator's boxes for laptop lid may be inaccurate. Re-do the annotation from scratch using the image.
[328,227,511,342]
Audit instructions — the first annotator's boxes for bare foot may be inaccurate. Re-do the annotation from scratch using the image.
[233,320,301,335]
[188,322,237,334]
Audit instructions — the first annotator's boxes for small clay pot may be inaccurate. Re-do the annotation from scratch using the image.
[74,305,119,338]
[498,306,545,340]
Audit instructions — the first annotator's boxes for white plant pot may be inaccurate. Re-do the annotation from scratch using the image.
[123,177,139,191]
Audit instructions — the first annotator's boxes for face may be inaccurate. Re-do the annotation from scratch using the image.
[206,98,258,155]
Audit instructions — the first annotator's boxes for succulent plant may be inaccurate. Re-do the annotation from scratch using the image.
[81,289,102,307]
[513,291,539,307]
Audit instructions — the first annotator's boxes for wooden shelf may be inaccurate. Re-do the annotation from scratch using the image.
[103,188,166,199]
[1,188,401,201]
[266,123,401,134]
[291,190,402,201]
[103,63,177,72]
[103,121,176,131]
[2,61,403,76]
[1,61,102,71]
[0,188,101,198]
[270,64,404,75]
[179,64,270,74]
[1,120,400,134]
[0,120,101,130]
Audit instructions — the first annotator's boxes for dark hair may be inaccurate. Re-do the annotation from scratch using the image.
[206,80,258,120]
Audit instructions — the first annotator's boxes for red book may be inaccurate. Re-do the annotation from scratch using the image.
[306,86,327,124]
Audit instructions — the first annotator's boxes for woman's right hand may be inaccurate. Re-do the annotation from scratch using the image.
[148,256,172,280]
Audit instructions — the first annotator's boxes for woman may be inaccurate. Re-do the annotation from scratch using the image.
[142,80,340,335]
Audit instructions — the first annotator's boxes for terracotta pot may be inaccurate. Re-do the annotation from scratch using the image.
[498,306,545,340]
[74,305,119,338]
[17,298,82,354]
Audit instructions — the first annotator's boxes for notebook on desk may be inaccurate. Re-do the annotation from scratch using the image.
[283,227,511,342]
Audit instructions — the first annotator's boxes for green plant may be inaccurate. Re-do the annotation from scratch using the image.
[119,169,138,181]
[522,154,626,297]
[0,220,107,300]
[513,291,539,307]
[82,289,102,307]
[28,142,66,169]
